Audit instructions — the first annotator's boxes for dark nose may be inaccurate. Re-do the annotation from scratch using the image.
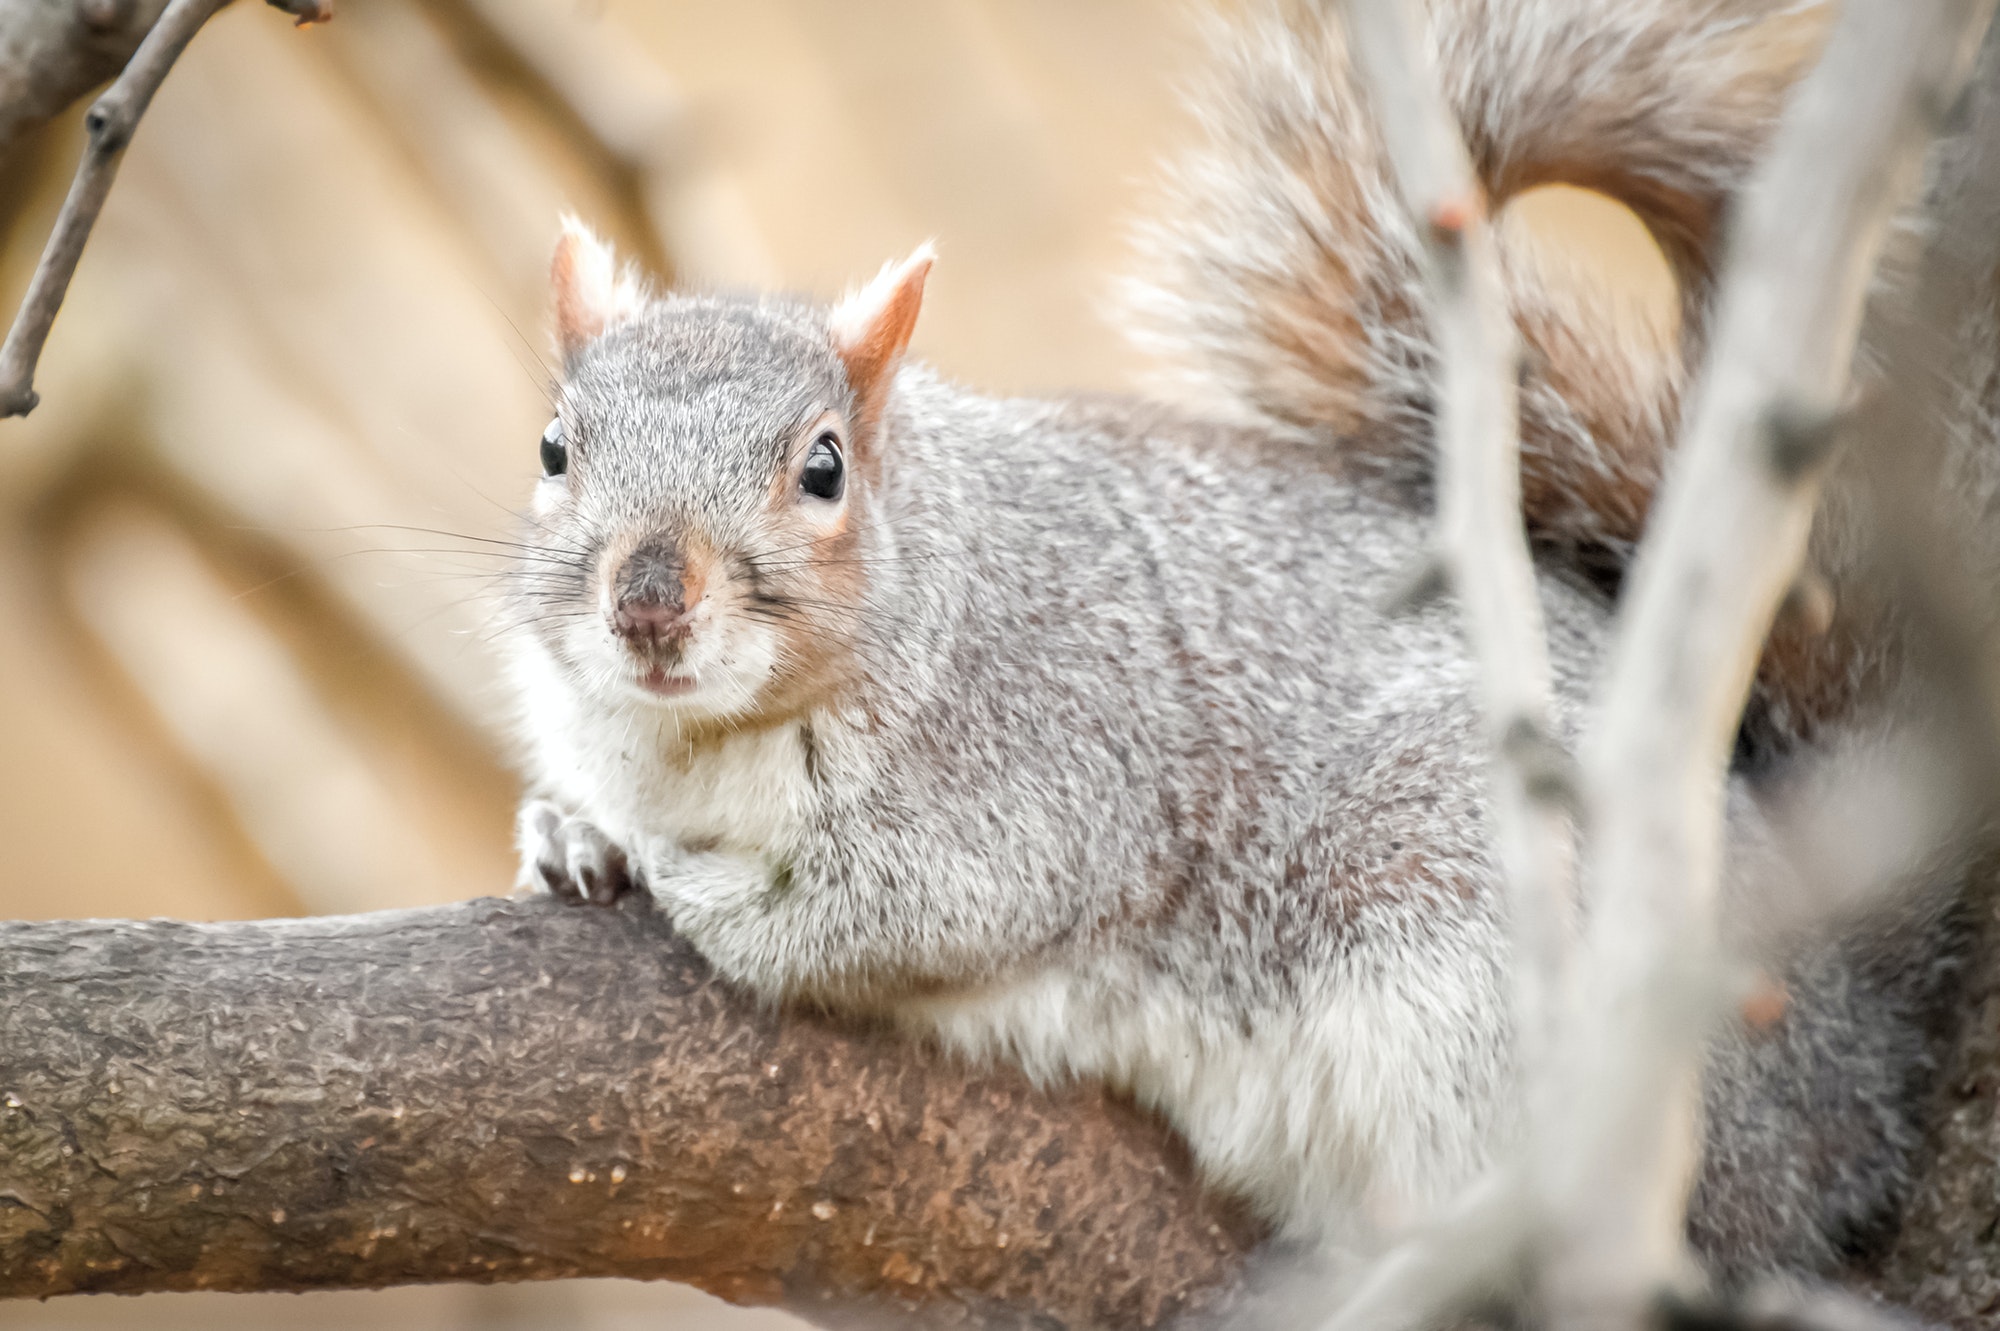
[610,540,695,646]
[613,596,689,645]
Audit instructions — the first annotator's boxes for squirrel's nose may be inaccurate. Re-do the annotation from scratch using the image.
[611,594,692,646]
[610,540,703,647]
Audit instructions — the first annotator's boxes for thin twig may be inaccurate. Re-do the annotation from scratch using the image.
[0,0,228,417]
[1339,0,1575,1099]
[0,0,333,420]
[1309,2,1577,1321]
[1550,0,1996,1321]
[0,0,172,163]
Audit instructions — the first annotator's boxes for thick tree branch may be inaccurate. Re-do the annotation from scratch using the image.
[0,0,330,420]
[0,893,1263,1327]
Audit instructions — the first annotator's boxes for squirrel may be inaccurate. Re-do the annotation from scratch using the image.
[506,0,1986,1290]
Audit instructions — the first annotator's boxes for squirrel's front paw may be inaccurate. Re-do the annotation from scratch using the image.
[516,799,637,906]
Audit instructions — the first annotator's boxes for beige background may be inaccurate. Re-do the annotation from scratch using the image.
[0,1,1669,1326]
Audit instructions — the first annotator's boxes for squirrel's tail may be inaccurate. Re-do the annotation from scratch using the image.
[1125,0,1829,568]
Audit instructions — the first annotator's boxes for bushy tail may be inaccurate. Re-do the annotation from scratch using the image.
[1124,0,1829,567]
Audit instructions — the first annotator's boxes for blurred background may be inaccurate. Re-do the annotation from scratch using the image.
[0,0,1671,1325]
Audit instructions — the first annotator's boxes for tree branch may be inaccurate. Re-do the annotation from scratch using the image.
[1317,3,1998,1329]
[1846,28,2000,779]
[1847,32,2000,1329]
[1312,3,1578,1324]
[0,0,227,419]
[1553,0,1995,1319]
[0,893,1263,1327]
[0,0,331,421]
[1338,0,1575,1075]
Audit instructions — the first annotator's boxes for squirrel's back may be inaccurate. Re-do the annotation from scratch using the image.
[842,373,1619,1236]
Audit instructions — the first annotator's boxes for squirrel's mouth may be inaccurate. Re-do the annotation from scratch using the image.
[639,665,698,698]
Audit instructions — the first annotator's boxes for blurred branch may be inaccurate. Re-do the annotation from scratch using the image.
[0,0,330,420]
[1555,0,1995,1321]
[1323,0,1575,1322]
[0,893,1262,1327]
[455,0,776,286]
[1856,34,2000,1327]
[1848,37,2000,774]
[1320,1,1996,1329]
[1339,0,1575,1087]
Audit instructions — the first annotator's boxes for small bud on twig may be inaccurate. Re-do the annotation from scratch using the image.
[1501,715,1582,816]
[1777,570,1837,638]
[1765,399,1846,482]
[1382,551,1452,615]
[78,0,132,33]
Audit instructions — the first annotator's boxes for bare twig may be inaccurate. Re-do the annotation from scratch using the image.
[1316,2,1996,1328]
[0,0,333,420]
[0,0,228,418]
[1318,0,1574,1319]
[1550,0,1996,1322]
[1338,0,1575,1104]
[1322,0,1579,1320]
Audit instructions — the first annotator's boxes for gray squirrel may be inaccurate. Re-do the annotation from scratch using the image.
[506,0,1988,1290]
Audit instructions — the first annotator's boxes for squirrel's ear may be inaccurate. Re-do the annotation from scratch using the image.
[829,243,934,422]
[551,214,645,364]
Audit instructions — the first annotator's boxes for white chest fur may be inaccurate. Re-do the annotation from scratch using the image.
[510,645,815,859]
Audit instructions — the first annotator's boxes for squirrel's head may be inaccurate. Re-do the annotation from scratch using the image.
[515,215,932,724]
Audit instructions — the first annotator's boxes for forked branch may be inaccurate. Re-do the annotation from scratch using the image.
[1551,0,1995,1319]
[1319,0,1999,1328]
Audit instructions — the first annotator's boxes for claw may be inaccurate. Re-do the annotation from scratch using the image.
[517,800,637,906]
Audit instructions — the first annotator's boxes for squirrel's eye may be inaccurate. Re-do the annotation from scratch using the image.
[800,433,844,501]
[539,419,567,477]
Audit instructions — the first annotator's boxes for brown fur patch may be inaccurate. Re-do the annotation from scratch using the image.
[680,556,709,612]
[831,248,933,451]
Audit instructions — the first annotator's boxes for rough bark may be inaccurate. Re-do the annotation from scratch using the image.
[0,0,172,163]
[0,892,1265,1327]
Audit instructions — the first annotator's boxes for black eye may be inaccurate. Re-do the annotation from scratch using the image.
[539,418,567,477]
[800,432,844,501]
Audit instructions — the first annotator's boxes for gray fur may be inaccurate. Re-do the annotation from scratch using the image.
[503,0,1977,1293]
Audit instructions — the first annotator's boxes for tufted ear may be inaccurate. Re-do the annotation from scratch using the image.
[828,243,934,428]
[550,214,645,365]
